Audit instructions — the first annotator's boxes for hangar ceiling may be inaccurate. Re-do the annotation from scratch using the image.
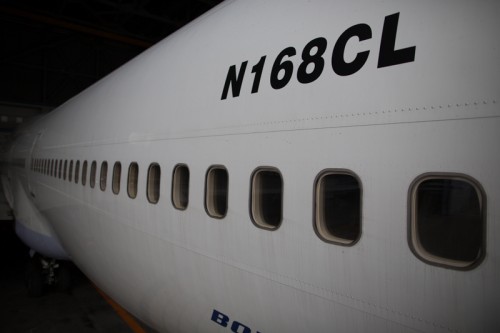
[0,0,223,133]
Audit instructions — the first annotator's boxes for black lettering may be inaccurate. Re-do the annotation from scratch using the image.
[221,61,248,100]
[297,37,327,84]
[251,56,266,94]
[332,24,372,76]
[377,12,416,68]
[270,47,296,90]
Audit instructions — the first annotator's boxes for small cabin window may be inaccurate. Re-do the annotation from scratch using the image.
[50,159,54,176]
[112,162,121,195]
[81,161,88,186]
[58,160,63,179]
[63,160,68,180]
[90,161,96,188]
[409,174,485,270]
[100,161,108,191]
[74,161,80,184]
[250,168,283,230]
[127,162,138,199]
[314,170,362,246]
[69,160,74,182]
[172,164,189,210]
[205,166,228,218]
[147,163,161,204]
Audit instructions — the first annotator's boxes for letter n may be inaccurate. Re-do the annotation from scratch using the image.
[221,61,248,100]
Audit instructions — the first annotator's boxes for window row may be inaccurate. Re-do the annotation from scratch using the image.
[30,158,485,270]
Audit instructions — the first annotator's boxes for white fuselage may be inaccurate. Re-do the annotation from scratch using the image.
[3,1,500,332]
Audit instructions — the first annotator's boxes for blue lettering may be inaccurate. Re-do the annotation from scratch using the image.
[231,321,251,333]
[211,309,230,327]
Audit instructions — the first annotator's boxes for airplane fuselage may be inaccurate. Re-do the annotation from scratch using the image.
[3,1,500,332]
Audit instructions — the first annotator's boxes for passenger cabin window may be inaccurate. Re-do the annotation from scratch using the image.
[82,161,88,186]
[127,162,138,199]
[112,162,121,195]
[314,170,362,246]
[172,164,189,210]
[410,174,485,270]
[63,160,68,180]
[205,166,228,218]
[74,161,80,184]
[147,163,161,204]
[90,161,97,188]
[250,168,283,230]
[100,162,108,191]
[58,160,62,179]
[69,160,73,182]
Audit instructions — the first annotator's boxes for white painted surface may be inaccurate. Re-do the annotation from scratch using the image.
[3,1,500,332]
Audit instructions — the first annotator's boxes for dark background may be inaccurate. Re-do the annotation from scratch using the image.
[0,0,223,135]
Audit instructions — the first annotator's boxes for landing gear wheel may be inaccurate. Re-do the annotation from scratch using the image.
[25,259,44,297]
[56,263,71,292]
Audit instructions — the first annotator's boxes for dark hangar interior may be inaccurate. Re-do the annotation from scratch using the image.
[0,0,223,136]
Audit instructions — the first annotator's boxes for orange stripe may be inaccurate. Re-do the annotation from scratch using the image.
[92,283,147,333]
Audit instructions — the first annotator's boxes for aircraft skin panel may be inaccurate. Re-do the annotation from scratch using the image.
[22,116,500,332]
[31,0,499,147]
[4,0,500,332]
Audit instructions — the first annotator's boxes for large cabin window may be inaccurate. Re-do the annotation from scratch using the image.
[100,161,108,191]
[112,162,121,195]
[250,168,283,230]
[172,164,189,210]
[90,161,97,188]
[409,174,485,270]
[205,166,228,218]
[314,170,362,246]
[127,162,138,199]
[147,163,161,204]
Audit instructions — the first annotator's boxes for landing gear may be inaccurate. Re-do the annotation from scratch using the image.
[25,253,71,297]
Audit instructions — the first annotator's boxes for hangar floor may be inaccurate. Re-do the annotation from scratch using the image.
[0,220,157,333]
